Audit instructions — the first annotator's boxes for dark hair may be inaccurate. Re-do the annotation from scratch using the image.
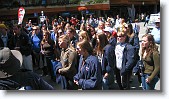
[96,33,108,53]
[41,30,53,45]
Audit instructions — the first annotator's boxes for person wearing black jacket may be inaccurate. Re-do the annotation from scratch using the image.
[0,47,54,90]
[8,24,33,71]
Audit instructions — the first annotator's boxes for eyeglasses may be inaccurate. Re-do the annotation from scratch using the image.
[117,35,125,38]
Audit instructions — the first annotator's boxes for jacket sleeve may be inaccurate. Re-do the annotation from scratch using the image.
[149,51,160,79]
[106,46,115,72]
[59,51,77,74]
[133,35,140,52]
[78,59,102,89]
[20,34,32,56]
[73,56,83,81]
[125,45,136,72]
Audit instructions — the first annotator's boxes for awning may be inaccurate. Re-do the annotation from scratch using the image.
[77,6,87,11]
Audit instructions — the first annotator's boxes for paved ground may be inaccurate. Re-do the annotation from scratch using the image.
[34,22,160,90]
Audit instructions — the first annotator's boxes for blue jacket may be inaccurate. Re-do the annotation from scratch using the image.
[128,34,140,53]
[31,33,42,53]
[116,43,136,76]
[50,31,57,42]
[102,44,115,75]
[52,61,68,89]
[74,55,102,90]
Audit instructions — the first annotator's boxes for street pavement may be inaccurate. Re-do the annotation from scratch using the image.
[34,22,160,90]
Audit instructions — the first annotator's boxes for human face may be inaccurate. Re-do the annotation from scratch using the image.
[117,34,126,43]
[32,28,39,34]
[79,36,83,42]
[66,30,73,39]
[43,33,48,40]
[76,45,85,55]
[13,26,20,35]
[141,36,149,48]
[90,29,95,35]
[58,39,67,49]
[105,22,110,27]
[155,22,160,28]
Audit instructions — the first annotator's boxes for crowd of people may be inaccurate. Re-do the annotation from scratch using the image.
[0,14,160,90]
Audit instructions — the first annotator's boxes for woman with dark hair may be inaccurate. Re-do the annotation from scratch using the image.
[74,40,102,90]
[140,34,160,90]
[41,30,55,80]
[126,23,140,83]
[95,33,115,90]
[90,26,97,48]
[127,23,140,52]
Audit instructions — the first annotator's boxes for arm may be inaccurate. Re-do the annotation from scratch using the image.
[78,59,102,89]
[106,46,115,72]
[133,35,140,52]
[125,46,136,71]
[148,51,160,81]
[59,51,77,74]
[20,34,32,56]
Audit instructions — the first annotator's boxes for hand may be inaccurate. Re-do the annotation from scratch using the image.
[103,73,108,78]
[74,80,79,85]
[58,69,61,74]
[41,50,44,54]
[146,77,152,83]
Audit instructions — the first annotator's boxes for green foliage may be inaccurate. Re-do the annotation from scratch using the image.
[94,0,107,3]
[69,0,82,4]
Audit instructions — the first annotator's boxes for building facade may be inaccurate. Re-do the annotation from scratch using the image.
[0,0,160,24]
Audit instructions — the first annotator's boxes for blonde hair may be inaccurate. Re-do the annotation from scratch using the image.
[79,31,90,41]
[59,35,75,50]
[77,40,93,55]
[59,35,70,44]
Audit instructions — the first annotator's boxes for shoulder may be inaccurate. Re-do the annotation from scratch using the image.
[104,44,114,51]
[125,43,135,51]
[87,55,98,62]
[152,50,159,57]
[67,48,77,56]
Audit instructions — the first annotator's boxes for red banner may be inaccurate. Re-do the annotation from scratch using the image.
[18,7,25,25]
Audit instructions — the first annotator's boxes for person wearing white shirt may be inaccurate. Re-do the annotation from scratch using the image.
[150,19,160,44]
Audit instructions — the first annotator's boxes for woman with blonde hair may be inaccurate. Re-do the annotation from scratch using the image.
[56,35,78,90]
[78,31,90,42]
[95,33,115,89]
[115,29,136,90]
